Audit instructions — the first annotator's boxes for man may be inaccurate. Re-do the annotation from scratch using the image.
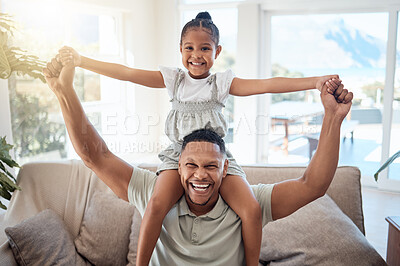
[43,60,353,265]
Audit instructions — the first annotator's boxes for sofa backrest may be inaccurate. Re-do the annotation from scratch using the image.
[138,164,364,234]
[0,160,364,247]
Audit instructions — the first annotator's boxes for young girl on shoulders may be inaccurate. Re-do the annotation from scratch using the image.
[58,11,341,266]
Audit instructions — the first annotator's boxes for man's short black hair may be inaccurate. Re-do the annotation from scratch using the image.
[181,128,226,154]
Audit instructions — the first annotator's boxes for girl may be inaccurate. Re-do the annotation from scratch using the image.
[58,12,341,266]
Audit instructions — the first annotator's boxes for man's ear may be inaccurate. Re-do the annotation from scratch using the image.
[222,158,228,178]
[215,45,222,59]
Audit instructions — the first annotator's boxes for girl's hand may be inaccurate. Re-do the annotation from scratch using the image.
[325,78,342,95]
[316,75,340,94]
[56,46,82,67]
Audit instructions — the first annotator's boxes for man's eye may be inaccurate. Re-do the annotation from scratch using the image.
[206,165,217,169]
[186,163,196,168]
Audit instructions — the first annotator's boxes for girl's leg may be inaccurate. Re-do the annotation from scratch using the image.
[220,174,262,266]
[136,169,183,266]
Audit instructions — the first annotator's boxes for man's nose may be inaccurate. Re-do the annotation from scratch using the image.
[194,168,207,179]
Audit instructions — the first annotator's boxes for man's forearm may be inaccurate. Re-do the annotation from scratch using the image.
[303,113,343,197]
[55,85,108,166]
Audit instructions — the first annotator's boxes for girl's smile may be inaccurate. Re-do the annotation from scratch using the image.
[180,29,222,79]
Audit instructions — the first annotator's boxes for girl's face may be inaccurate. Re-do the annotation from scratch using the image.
[180,28,222,79]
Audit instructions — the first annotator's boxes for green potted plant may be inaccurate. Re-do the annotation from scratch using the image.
[374,150,400,181]
[0,137,20,210]
[0,13,46,209]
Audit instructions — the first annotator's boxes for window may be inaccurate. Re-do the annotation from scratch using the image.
[261,6,400,189]
[3,1,125,164]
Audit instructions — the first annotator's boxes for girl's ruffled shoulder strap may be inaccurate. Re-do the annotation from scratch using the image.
[171,68,185,101]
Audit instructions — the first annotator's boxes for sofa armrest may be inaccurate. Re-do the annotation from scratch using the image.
[0,159,107,244]
[0,241,17,266]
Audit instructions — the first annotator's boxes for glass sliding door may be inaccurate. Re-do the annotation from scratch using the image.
[267,12,391,181]
[388,13,400,181]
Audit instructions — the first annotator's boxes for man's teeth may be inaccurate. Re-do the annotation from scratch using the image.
[192,183,210,191]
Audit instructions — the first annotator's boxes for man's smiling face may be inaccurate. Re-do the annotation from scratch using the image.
[178,141,228,216]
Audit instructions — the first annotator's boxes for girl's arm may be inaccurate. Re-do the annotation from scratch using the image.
[229,75,340,96]
[58,46,165,88]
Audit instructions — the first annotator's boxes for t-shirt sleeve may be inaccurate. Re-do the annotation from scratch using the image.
[215,69,235,104]
[252,184,275,226]
[127,167,158,216]
[159,66,179,99]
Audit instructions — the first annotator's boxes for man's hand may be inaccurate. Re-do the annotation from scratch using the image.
[320,81,353,120]
[43,57,75,94]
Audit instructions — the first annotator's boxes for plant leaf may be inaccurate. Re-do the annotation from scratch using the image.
[0,161,16,182]
[0,136,19,168]
[0,14,45,83]
[0,185,11,200]
[0,172,21,192]
[374,150,400,181]
[0,200,6,210]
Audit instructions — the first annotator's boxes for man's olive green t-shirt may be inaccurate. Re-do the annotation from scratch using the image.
[128,167,274,266]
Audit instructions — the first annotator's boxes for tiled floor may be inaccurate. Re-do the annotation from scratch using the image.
[362,186,400,260]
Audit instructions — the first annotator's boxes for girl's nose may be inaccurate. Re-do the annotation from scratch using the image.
[192,51,201,58]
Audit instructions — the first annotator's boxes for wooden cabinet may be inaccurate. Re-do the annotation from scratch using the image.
[386,216,400,266]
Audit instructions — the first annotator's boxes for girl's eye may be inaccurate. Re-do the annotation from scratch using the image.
[185,47,193,50]
[202,47,210,51]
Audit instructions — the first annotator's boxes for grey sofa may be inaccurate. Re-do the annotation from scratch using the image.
[0,160,386,265]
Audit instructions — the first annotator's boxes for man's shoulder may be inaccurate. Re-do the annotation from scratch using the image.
[250,183,274,194]
[127,166,158,214]
[251,183,275,225]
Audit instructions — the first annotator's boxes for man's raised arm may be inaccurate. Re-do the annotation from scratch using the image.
[270,82,353,220]
[43,59,133,201]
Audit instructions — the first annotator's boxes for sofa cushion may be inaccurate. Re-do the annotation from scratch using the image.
[259,194,385,266]
[127,207,142,265]
[4,209,88,266]
[74,191,134,266]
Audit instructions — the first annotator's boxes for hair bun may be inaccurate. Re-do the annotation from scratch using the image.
[195,11,212,21]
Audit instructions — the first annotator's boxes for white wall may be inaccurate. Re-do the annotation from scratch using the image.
[231,2,260,163]
[0,80,13,145]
